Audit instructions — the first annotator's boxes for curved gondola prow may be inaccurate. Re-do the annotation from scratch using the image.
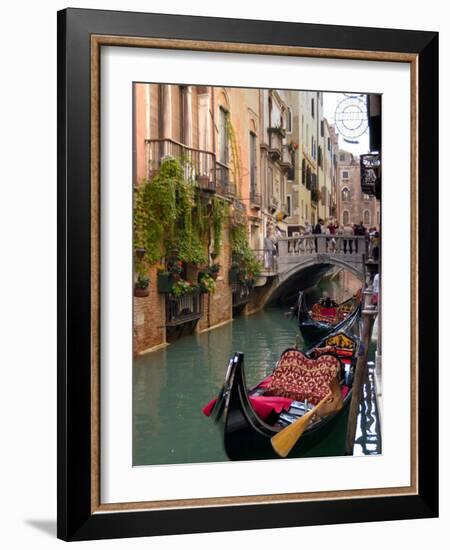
[305,300,362,349]
[297,291,309,323]
[210,353,240,424]
[224,352,279,460]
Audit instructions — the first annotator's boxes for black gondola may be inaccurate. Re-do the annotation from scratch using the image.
[297,289,361,343]
[203,313,360,461]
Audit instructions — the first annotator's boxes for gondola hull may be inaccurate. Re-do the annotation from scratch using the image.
[298,291,361,344]
[215,354,352,461]
[207,312,361,461]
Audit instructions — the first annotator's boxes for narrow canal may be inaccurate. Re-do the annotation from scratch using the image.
[133,275,381,466]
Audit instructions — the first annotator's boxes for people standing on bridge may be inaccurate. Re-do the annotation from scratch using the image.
[337,224,344,253]
[354,221,367,253]
[327,218,337,252]
[343,223,354,254]
[303,221,312,252]
[264,229,277,269]
[372,230,380,261]
[313,218,324,252]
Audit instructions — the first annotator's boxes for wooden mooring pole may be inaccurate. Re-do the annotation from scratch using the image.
[345,296,378,455]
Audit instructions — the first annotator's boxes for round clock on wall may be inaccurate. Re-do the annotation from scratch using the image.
[334,95,369,140]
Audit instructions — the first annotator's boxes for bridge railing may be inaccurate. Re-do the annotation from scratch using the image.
[252,249,277,275]
[277,234,368,259]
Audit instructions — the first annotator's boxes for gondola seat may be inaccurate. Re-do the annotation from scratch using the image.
[264,350,341,405]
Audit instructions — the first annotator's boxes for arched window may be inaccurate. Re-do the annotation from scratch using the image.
[363,209,370,225]
[343,210,350,226]
[341,187,350,202]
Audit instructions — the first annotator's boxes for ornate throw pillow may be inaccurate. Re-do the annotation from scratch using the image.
[264,350,340,405]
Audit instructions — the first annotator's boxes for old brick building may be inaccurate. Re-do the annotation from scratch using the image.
[337,150,380,229]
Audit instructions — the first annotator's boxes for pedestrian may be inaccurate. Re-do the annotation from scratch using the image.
[313,218,324,252]
[264,229,276,269]
[343,222,354,254]
[372,230,380,261]
[327,218,337,252]
[372,273,379,306]
[336,224,344,253]
[303,220,313,252]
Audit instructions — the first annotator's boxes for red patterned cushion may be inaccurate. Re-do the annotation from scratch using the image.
[311,345,353,358]
[264,350,340,405]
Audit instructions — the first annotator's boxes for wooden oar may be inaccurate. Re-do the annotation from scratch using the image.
[270,377,344,458]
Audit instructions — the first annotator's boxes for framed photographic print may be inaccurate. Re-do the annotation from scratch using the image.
[57,8,438,541]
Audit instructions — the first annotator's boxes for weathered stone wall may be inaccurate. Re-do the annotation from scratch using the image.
[198,217,233,332]
[133,266,166,354]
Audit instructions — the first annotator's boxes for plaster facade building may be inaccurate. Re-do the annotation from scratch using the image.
[337,149,380,229]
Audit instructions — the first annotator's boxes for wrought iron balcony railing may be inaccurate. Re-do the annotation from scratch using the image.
[165,291,203,327]
[250,188,262,207]
[146,138,234,196]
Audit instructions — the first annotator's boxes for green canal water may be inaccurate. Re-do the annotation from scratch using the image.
[133,299,381,466]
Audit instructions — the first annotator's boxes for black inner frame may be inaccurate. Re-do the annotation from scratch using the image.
[57,8,438,541]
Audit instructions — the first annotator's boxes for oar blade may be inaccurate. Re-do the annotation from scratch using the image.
[271,415,311,458]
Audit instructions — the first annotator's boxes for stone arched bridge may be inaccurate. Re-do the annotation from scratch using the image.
[253,234,371,305]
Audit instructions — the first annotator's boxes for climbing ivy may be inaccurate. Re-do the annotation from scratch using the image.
[134,156,215,269]
[230,225,261,279]
[226,116,242,196]
[211,196,227,256]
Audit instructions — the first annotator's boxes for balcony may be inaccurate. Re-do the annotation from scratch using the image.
[280,145,293,174]
[146,138,234,195]
[165,291,203,327]
[250,187,262,209]
[268,130,284,161]
[216,160,236,197]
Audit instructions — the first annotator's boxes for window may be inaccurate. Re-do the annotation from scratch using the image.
[342,187,350,202]
[320,120,324,137]
[219,107,229,165]
[343,210,350,225]
[287,147,295,181]
[311,97,315,118]
[268,167,273,198]
[287,195,292,216]
[363,210,371,225]
[327,137,331,151]
[249,132,257,193]
[340,152,346,162]
[342,170,349,179]
[286,108,292,133]
[302,158,306,185]
[318,146,323,168]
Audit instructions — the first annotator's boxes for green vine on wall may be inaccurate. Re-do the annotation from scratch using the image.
[134,156,227,271]
[230,225,261,280]
[226,116,242,196]
[211,196,227,256]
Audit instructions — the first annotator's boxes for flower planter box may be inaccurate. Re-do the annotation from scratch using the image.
[134,287,150,298]
[157,273,174,293]
[228,269,239,284]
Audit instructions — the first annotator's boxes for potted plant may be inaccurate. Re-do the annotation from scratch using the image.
[268,124,286,138]
[207,263,221,280]
[168,260,183,282]
[157,270,174,293]
[134,274,150,297]
[171,279,199,298]
[199,274,216,294]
